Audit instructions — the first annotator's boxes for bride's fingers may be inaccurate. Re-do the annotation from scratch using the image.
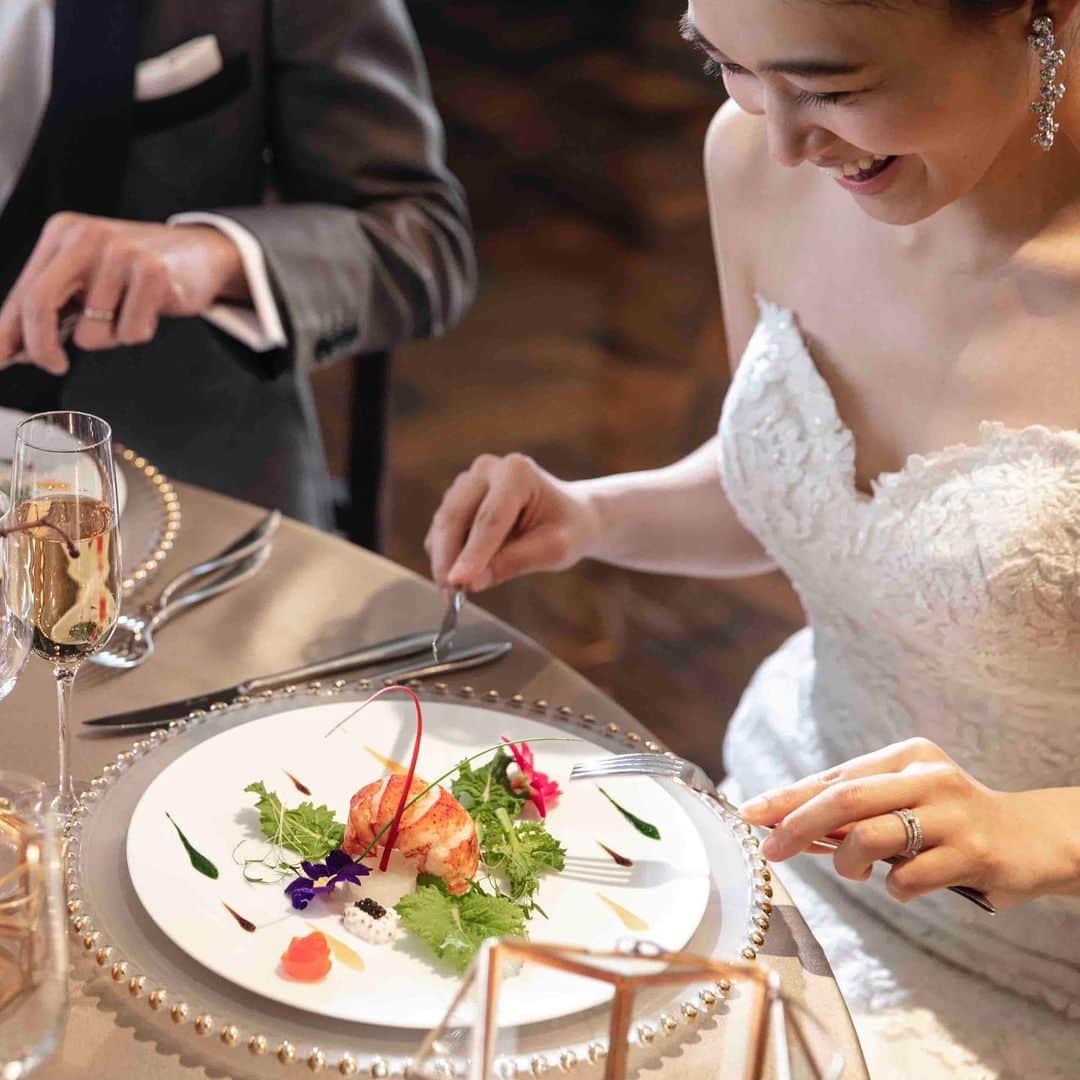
[760,771,933,861]
[484,525,570,588]
[447,472,530,590]
[739,736,949,825]
[831,810,944,882]
[884,846,966,903]
[426,468,492,586]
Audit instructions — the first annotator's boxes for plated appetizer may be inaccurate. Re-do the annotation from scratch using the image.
[237,686,572,976]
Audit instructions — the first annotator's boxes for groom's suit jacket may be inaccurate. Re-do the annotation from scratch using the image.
[0,0,475,531]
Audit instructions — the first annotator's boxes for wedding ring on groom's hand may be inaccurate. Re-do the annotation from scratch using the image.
[82,306,115,323]
[893,807,924,858]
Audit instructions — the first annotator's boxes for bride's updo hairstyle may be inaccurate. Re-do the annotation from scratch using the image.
[844,0,1030,14]
[951,0,1026,11]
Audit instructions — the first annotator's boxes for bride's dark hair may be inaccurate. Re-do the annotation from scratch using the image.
[846,0,1030,13]
[847,0,1061,23]
[951,0,1027,11]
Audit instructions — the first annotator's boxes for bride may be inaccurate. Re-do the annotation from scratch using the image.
[425,1,1080,1075]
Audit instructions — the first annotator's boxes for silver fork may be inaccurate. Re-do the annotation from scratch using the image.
[89,546,271,670]
[87,511,280,671]
[154,510,280,608]
[570,752,996,914]
[431,587,466,662]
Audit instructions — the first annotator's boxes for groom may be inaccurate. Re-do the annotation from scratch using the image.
[0,0,475,540]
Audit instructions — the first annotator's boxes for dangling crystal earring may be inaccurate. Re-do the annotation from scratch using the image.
[1029,15,1067,150]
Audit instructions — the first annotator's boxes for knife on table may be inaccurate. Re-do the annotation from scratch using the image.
[84,637,513,730]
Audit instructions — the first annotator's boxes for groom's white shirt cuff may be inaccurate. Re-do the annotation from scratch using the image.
[167,212,289,353]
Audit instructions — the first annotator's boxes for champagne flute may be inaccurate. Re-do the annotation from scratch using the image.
[10,413,121,820]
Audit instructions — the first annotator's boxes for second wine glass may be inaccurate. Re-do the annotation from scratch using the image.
[10,412,122,820]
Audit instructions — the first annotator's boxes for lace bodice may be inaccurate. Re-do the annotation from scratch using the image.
[717,300,1080,1049]
[720,300,1080,790]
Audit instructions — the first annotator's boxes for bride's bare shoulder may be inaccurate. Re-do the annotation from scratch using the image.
[704,101,768,195]
[704,101,807,226]
[705,101,805,366]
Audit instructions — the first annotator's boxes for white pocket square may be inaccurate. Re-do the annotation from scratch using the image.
[135,34,223,102]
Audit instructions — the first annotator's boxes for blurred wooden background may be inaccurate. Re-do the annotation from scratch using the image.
[312,0,804,778]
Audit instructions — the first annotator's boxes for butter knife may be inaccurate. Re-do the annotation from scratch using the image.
[85,628,437,728]
[84,638,512,729]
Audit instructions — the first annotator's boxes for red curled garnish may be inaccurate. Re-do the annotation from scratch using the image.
[281,931,331,981]
[323,684,423,873]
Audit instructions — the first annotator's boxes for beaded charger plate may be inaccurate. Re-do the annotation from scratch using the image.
[66,684,773,1079]
[113,443,182,596]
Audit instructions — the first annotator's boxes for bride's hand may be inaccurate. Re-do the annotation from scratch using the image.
[425,453,602,591]
[738,738,1080,910]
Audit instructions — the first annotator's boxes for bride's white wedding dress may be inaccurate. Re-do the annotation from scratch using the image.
[719,300,1080,1079]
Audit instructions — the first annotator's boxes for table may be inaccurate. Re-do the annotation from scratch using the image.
[2,481,868,1079]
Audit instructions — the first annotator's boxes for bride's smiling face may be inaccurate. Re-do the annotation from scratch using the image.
[684,0,1036,224]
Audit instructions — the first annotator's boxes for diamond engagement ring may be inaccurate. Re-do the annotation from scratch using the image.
[893,807,924,858]
[82,307,115,322]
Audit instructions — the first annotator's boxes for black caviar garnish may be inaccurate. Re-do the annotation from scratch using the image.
[354,897,386,920]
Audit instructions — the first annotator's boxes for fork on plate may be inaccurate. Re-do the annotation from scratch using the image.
[569,751,996,914]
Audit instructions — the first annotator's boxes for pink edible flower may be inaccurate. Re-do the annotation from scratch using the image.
[501,737,561,818]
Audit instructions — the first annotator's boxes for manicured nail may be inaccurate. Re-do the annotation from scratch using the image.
[760,833,783,859]
[738,796,768,820]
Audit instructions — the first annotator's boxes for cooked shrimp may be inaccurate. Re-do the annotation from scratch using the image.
[342,775,479,895]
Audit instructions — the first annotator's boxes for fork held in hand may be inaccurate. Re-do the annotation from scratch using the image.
[432,587,466,662]
[569,752,996,914]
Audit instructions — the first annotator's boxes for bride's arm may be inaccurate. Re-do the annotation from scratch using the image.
[568,441,773,577]
[428,433,775,589]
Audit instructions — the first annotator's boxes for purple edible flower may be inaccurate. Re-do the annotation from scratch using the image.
[284,848,370,910]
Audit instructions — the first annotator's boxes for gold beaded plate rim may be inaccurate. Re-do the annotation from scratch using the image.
[65,681,771,1079]
[113,442,181,597]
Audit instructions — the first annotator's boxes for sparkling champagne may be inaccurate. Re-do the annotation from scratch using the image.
[13,496,119,663]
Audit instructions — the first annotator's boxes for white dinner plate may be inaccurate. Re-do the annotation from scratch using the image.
[126,700,712,1030]
[0,406,128,515]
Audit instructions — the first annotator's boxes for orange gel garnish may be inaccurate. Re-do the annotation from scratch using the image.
[281,931,332,982]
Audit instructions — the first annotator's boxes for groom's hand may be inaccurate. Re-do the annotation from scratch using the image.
[0,213,248,374]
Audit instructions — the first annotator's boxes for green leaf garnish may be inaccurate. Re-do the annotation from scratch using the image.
[481,807,566,904]
[244,781,345,860]
[451,746,526,825]
[166,812,219,879]
[394,744,568,968]
[598,787,661,840]
[395,874,526,973]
